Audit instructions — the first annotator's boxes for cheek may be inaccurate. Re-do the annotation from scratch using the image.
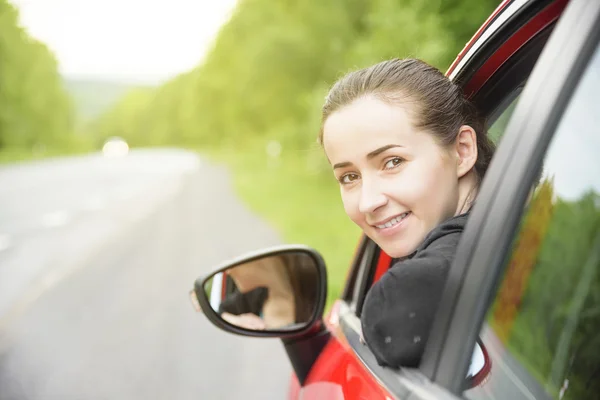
[341,190,362,223]
[415,159,459,213]
[388,163,437,201]
[396,159,456,205]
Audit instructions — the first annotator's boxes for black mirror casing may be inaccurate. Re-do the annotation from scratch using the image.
[193,244,328,339]
[192,245,332,384]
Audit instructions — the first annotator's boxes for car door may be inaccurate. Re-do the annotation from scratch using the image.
[292,0,595,399]
[423,0,600,399]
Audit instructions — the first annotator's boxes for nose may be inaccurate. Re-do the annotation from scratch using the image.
[358,179,387,214]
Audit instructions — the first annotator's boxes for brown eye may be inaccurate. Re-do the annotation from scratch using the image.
[384,157,404,170]
[340,173,359,184]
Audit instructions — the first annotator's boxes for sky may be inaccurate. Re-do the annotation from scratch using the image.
[11,0,238,84]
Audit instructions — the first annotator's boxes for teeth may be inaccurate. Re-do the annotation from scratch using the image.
[376,212,409,229]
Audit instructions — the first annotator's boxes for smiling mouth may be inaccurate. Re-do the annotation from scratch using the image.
[374,212,410,229]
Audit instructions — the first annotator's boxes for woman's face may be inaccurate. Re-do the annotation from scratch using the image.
[323,96,464,258]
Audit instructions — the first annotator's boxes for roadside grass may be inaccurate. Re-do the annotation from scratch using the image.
[0,147,92,164]
[204,142,361,309]
[0,148,53,164]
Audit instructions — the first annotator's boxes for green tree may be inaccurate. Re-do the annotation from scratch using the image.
[87,0,500,155]
[0,0,75,155]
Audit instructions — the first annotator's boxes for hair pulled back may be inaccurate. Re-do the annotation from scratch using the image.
[319,58,495,181]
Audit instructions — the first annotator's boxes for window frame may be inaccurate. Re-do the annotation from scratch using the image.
[449,0,561,95]
[340,234,369,303]
[423,0,600,394]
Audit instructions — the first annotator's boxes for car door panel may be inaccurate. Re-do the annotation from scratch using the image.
[292,300,396,400]
[467,33,600,400]
[297,300,474,400]
[426,0,600,395]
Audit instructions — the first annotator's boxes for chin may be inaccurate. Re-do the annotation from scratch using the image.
[364,228,420,258]
[381,242,417,259]
[385,248,412,259]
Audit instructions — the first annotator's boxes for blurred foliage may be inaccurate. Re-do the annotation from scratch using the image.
[86,0,500,151]
[488,183,600,399]
[0,0,82,156]
[492,180,555,343]
[64,78,140,124]
[84,0,500,304]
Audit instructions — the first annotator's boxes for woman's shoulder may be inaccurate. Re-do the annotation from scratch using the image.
[362,212,471,368]
[419,212,469,250]
[397,212,470,264]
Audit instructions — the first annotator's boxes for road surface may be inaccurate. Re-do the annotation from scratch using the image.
[0,149,292,399]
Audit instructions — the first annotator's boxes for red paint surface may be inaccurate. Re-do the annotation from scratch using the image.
[447,0,512,76]
[372,251,392,285]
[303,301,393,400]
[288,375,300,399]
[462,0,568,97]
[288,301,394,399]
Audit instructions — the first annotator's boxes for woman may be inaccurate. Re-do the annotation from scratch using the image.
[319,58,495,368]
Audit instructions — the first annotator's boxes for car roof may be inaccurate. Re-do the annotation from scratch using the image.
[447,0,514,76]
[445,0,569,81]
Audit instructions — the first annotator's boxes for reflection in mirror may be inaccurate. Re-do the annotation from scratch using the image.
[203,251,319,332]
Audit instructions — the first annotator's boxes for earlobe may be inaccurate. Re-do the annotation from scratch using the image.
[455,125,478,178]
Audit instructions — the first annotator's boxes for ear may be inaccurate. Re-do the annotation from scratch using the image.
[454,125,478,179]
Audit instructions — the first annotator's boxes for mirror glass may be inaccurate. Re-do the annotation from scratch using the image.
[203,251,319,332]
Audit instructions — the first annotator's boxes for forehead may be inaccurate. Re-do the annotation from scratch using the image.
[323,96,421,162]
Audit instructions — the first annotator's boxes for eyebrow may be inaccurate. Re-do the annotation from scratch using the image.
[333,144,403,169]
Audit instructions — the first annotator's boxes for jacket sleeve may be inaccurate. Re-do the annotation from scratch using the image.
[218,286,269,316]
[360,235,460,368]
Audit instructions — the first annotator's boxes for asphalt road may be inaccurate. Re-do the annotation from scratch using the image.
[0,149,292,399]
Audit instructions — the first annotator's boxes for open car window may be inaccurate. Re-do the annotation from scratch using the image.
[359,17,556,308]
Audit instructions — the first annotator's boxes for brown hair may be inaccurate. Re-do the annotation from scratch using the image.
[319,58,495,182]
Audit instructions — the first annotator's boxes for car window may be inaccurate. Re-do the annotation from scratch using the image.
[487,91,521,144]
[467,44,600,400]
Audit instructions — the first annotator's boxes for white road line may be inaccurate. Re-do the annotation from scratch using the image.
[41,210,71,228]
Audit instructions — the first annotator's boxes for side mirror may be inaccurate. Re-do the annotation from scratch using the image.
[466,339,492,389]
[190,245,328,338]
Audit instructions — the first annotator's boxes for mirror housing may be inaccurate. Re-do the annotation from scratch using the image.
[191,245,328,339]
[465,339,492,389]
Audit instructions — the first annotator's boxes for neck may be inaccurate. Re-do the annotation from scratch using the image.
[455,170,479,216]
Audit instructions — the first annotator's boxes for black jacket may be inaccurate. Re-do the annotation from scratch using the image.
[361,213,469,368]
[218,287,268,316]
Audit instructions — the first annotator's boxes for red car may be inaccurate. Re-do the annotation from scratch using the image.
[192,0,600,398]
